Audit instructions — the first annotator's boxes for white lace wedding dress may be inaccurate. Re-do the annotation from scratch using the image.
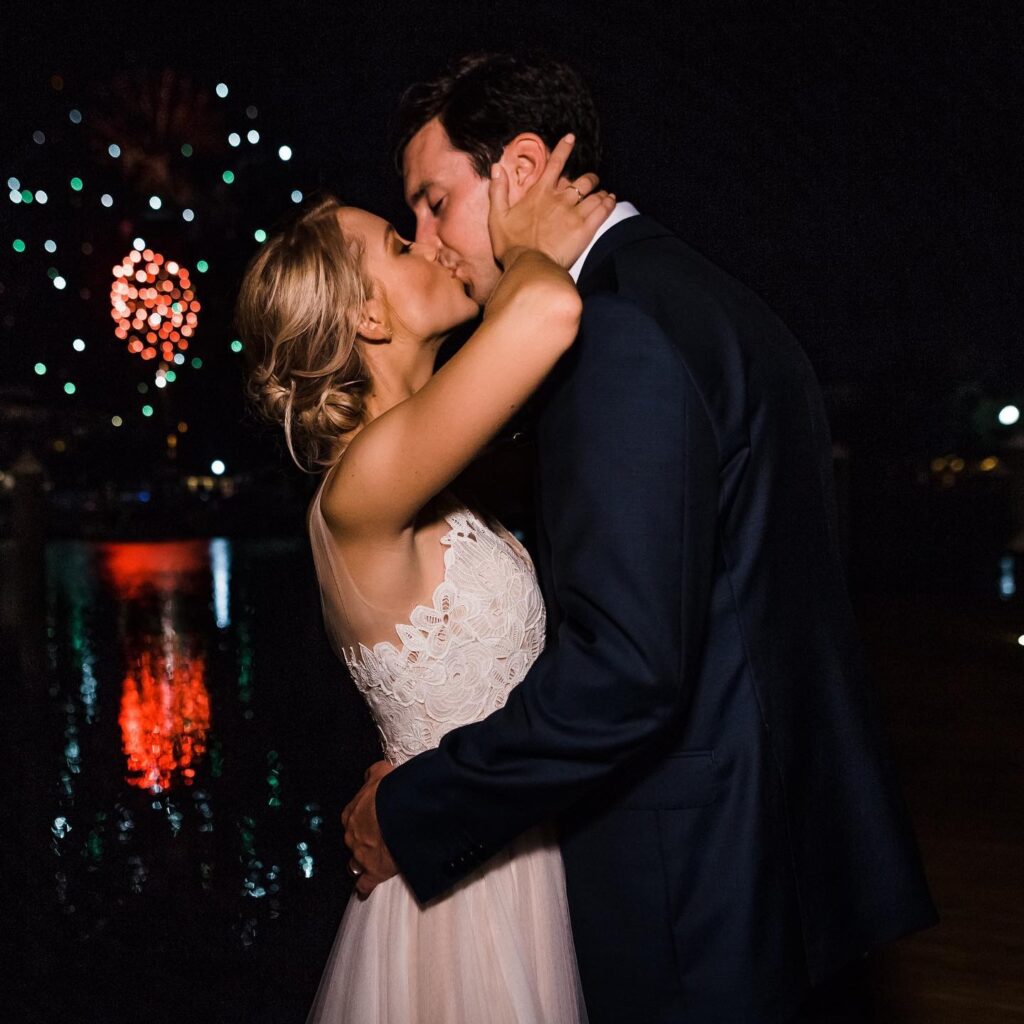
[305,478,588,1023]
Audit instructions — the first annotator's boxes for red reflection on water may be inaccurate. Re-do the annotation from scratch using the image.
[100,542,213,791]
[99,540,209,600]
[119,649,210,791]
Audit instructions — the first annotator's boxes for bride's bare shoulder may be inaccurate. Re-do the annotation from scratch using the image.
[318,424,411,540]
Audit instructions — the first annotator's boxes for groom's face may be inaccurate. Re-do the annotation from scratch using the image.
[403,118,502,305]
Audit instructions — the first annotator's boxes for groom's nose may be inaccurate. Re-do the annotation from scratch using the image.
[413,214,439,248]
[435,247,457,271]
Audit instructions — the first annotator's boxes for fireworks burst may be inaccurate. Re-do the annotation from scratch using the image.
[110,245,197,365]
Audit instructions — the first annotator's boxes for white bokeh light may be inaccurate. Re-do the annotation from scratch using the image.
[998,405,1020,426]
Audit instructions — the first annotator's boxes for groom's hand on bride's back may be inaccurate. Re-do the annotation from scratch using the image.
[341,759,398,897]
[487,132,614,270]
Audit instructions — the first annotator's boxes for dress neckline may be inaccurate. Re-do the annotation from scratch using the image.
[338,504,478,669]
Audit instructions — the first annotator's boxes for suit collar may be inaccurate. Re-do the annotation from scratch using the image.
[576,214,676,293]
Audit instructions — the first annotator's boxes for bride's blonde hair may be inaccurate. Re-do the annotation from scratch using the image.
[236,194,372,472]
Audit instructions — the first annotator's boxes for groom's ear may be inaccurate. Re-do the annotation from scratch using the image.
[500,133,550,201]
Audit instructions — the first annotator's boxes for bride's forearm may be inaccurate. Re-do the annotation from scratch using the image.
[484,248,581,331]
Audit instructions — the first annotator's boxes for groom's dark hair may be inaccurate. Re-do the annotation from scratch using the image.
[394,52,601,181]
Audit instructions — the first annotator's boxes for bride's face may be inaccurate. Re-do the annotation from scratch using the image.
[337,207,478,341]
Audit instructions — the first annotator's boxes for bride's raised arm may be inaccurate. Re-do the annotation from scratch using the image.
[325,136,614,536]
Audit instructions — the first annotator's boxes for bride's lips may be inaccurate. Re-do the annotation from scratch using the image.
[450,266,473,297]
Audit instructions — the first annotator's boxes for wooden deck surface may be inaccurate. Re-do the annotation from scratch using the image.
[859,594,1024,1022]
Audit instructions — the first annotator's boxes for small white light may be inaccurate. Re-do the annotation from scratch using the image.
[182,208,195,223]
[9,190,21,204]
[228,132,241,147]
[173,353,185,365]
[1018,634,1024,647]
[149,195,162,210]
[100,193,113,208]
[53,276,67,290]
[7,177,19,191]
[216,83,229,98]
[278,145,292,161]
[247,129,260,144]
[108,144,121,158]
[155,376,167,389]
[44,239,57,253]
[133,237,146,251]
[69,109,82,124]
[33,130,45,144]
[998,405,1020,427]
[111,415,123,427]
[72,338,85,352]
[35,190,48,204]
[211,460,226,476]
[290,189,303,204]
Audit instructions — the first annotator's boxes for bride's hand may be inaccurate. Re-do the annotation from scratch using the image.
[487,133,616,270]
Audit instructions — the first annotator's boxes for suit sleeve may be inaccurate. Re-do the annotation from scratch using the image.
[374,294,720,903]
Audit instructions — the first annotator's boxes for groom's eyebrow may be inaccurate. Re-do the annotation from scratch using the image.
[407,181,432,207]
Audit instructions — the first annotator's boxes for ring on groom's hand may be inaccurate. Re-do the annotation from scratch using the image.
[569,185,584,203]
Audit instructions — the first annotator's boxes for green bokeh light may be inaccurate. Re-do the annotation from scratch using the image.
[20,189,32,204]
[254,229,267,243]
[142,405,154,418]
[221,170,235,184]
[165,370,177,382]
[34,362,47,375]
[230,339,243,353]
[191,357,203,369]
[181,143,193,157]
[196,260,209,273]
[12,239,26,253]
[70,177,83,191]
[64,382,76,395]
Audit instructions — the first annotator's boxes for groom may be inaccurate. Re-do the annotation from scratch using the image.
[342,52,936,1022]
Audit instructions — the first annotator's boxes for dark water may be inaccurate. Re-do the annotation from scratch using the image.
[4,537,381,1024]
[2,534,1022,1023]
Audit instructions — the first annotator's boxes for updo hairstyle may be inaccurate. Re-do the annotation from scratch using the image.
[236,194,372,471]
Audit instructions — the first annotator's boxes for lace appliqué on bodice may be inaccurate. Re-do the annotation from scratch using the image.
[342,508,546,766]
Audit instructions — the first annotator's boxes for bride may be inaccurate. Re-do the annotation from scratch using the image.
[235,136,613,1023]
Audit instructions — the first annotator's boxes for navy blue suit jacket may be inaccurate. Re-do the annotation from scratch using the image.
[375,216,936,1022]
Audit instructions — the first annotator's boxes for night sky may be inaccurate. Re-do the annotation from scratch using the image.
[2,1,1021,483]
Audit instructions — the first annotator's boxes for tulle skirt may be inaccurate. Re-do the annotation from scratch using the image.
[305,822,589,1023]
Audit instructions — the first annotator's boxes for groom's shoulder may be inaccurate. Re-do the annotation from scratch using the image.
[587,217,801,360]
[571,292,687,386]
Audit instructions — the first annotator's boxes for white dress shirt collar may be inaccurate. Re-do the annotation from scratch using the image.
[568,201,641,283]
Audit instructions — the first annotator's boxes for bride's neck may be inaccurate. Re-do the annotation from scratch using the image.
[359,331,444,423]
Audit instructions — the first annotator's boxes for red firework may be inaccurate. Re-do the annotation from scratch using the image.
[110,249,198,362]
